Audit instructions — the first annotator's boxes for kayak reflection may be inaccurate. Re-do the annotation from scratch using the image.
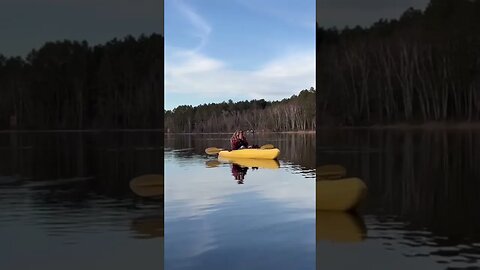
[131,215,163,239]
[217,157,280,184]
[218,156,280,169]
[317,211,366,243]
[231,164,251,184]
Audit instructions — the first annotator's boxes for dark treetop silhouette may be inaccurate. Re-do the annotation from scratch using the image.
[317,0,480,126]
[0,34,163,130]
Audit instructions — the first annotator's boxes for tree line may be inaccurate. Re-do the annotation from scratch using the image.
[165,88,316,133]
[318,0,480,126]
[0,34,163,130]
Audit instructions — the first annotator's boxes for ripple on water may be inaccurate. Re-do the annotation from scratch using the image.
[364,215,480,268]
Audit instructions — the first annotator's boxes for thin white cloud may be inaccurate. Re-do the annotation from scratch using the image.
[173,0,211,50]
[167,49,224,77]
[165,47,315,102]
[165,0,315,105]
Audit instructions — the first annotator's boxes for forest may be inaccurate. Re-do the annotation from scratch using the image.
[0,34,163,130]
[164,88,316,133]
[317,0,480,126]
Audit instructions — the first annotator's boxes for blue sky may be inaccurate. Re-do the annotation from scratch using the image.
[165,0,316,110]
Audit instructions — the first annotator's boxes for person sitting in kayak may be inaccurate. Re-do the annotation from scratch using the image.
[230,130,249,150]
[230,130,260,150]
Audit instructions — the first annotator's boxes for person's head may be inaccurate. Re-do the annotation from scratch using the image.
[232,130,245,139]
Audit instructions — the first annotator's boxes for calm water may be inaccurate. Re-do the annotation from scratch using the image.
[317,129,480,270]
[164,133,316,270]
[0,131,163,270]
[5,129,478,269]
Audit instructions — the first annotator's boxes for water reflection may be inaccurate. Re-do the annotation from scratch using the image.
[128,174,164,239]
[218,157,281,169]
[166,133,315,170]
[205,157,280,184]
[205,160,221,168]
[317,164,346,179]
[317,211,366,243]
[0,131,163,270]
[131,215,164,239]
[317,129,480,269]
[129,174,164,198]
[165,134,315,270]
[231,164,249,184]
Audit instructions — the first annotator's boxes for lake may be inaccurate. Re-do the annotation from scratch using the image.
[317,128,480,269]
[164,133,316,270]
[4,129,478,269]
[0,131,163,270]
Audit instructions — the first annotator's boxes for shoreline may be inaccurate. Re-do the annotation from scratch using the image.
[0,129,164,133]
[317,121,480,130]
[165,130,316,135]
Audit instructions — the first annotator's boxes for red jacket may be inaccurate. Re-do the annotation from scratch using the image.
[230,137,248,150]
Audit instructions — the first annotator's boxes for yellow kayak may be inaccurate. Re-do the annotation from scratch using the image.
[317,178,367,211]
[218,156,280,169]
[317,211,366,243]
[218,148,280,160]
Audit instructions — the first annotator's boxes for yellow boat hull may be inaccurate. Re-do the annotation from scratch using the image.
[218,156,280,169]
[317,178,367,211]
[218,148,280,160]
[317,211,366,243]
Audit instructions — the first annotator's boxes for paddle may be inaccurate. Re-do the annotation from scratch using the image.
[205,144,275,155]
[205,160,221,168]
[205,147,224,155]
[260,144,275,149]
[129,174,163,198]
